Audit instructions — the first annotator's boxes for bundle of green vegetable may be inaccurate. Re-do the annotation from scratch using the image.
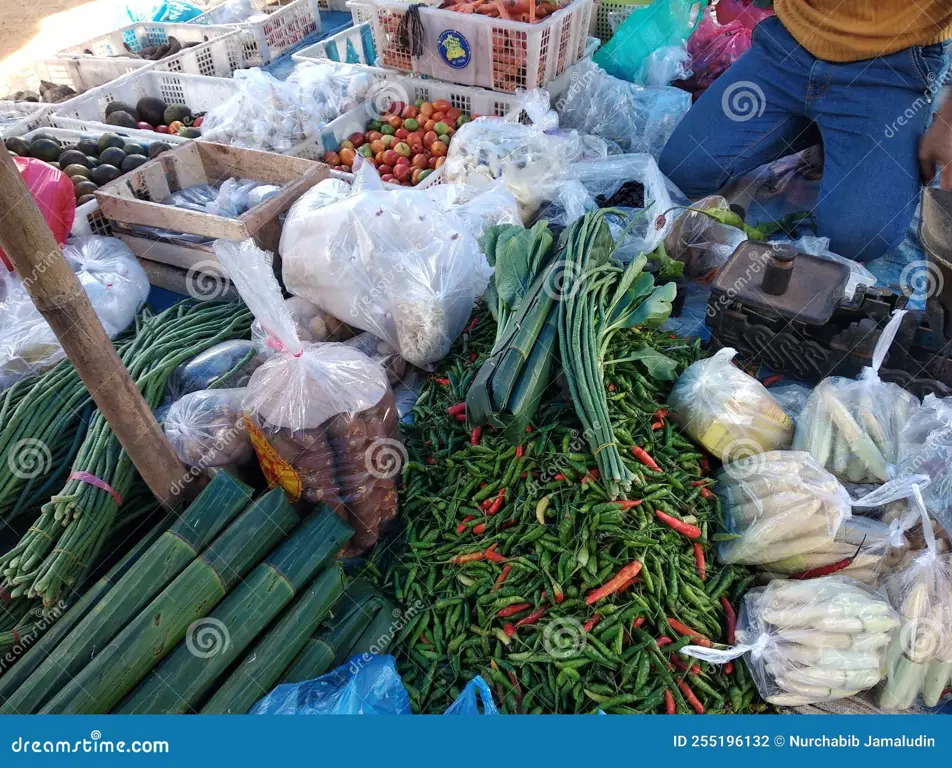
[0,300,252,609]
[367,307,765,714]
[467,211,678,498]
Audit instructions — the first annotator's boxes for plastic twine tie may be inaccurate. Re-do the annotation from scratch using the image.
[68,471,123,506]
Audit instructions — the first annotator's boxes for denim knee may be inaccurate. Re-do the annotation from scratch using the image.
[824,215,910,263]
[659,136,730,198]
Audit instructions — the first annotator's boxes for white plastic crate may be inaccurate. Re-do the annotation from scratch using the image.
[193,0,322,66]
[291,21,377,66]
[0,102,51,138]
[57,22,244,79]
[544,34,599,99]
[351,0,593,93]
[1,59,149,112]
[589,0,648,43]
[50,69,237,136]
[317,0,352,10]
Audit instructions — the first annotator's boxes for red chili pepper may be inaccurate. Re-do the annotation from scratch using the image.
[542,588,565,604]
[433,377,451,386]
[454,413,467,422]
[503,623,518,638]
[450,551,485,565]
[519,471,528,480]
[678,680,705,714]
[472,523,487,535]
[699,455,710,474]
[457,515,474,534]
[419,632,431,645]
[632,617,645,629]
[608,382,616,392]
[761,373,784,387]
[553,473,566,482]
[525,425,533,434]
[650,421,664,431]
[469,351,478,362]
[724,662,734,675]
[612,499,643,510]
[470,426,482,445]
[664,689,676,714]
[494,564,512,590]
[586,561,643,605]
[699,487,714,499]
[690,480,706,487]
[667,618,713,648]
[497,602,531,618]
[693,542,707,581]
[484,544,507,563]
[516,607,546,627]
[631,445,662,472]
[653,408,669,421]
[655,510,702,539]
[426,457,437,465]
[669,656,701,676]
[583,614,601,632]
[480,497,493,511]
[479,482,487,489]
[515,445,524,459]
[447,402,466,416]
[465,316,480,333]
[656,636,673,647]
[486,488,506,516]
[791,557,852,579]
[508,670,523,712]
[500,519,517,530]
[721,597,737,645]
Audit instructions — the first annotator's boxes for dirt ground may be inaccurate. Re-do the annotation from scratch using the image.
[1,0,134,83]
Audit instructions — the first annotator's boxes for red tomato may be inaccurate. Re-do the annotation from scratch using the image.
[394,142,412,158]
[401,105,419,119]
[382,149,399,166]
[434,156,445,169]
[394,155,410,166]
[381,174,395,183]
[411,168,423,184]
[419,102,434,118]
[430,140,448,157]
[387,115,402,129]
[192,116,204,128]
[428,156,440,169]
[324,151,341,165]
[156,125,170,133]
[366,130,383,142]
[375,150,385,163]
[393,163,413,182]
[445,108,461,124]
[395,128,409,139]
[348,132,365,147]
[412,153,429,170]
[423,130,438,146]
[423,119,436,132]
[370,139,386,155]
[390,101,405,115]
[366,157,378,168]
[433,99,451,112]
[378,164,394,176]
[136,121,153,131]
[339,147,356,165]
[431,112,445,123]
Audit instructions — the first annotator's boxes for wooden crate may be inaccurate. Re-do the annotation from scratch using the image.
[94,141,327,268]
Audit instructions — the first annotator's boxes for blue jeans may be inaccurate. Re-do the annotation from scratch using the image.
[659,16,951,262]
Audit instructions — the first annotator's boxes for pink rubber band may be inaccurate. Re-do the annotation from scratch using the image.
[68,471,123,506]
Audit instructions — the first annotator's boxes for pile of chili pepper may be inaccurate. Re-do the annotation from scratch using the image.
[366,309,769,715]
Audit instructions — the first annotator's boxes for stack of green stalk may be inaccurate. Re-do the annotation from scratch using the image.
[348,598,397,658]
[0,473,254,714]
[200,565,346,714]
[0,512,173,704]
[279,581,382,685]
[40,487,298,714]
[117,507,353,714]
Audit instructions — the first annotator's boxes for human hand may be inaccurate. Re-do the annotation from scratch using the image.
[919,105,952,189]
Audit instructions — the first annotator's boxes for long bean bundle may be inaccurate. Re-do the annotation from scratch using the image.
[0,300,253,607]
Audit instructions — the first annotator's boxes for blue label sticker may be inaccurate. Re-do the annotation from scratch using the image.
[438,30,471,69]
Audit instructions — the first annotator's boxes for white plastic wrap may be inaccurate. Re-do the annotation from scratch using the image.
[0,236,149,390]
[556,59,692,159]
[669,347,793,461]
[251,295,355,357]
[684,576,900,706]
[664,196,748,278]
[898,394,952,535]
[279,162,518,369]
[214,238,401,553]
[794,311,919,483]
[879,485,952,709]
[163,388,254,468]
[637,44,693,87]
[200,63,376,153]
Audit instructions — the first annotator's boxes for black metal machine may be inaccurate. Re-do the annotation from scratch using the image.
[705,189,952,397]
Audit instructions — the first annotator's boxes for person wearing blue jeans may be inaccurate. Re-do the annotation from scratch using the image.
[659,8,952,262]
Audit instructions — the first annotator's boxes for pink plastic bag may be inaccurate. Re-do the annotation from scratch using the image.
[0,157,76,272]
[715,0,773,27]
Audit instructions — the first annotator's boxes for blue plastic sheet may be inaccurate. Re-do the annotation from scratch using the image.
[250,655,498,715]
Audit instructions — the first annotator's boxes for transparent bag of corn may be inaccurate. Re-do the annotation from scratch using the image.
[668,348,793,462]
[897,394,952,536]
[683,576,899,706]
[794,310,919,483]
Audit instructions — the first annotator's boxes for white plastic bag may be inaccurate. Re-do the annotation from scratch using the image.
[251,296,355,357]
[898,394,952,535]
[684,576,900,706]
[637,44,693,87]
[556,59,692,159]
[664,196,748,278]
[794,311,919,483]
[280,163,518,368]
[669,348,793,461]
[163,388,254,468]
[214,239,401,554]
[879,484,952,709]
[0,236,149,389]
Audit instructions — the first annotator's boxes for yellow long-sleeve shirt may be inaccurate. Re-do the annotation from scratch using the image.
[774,0,952,62]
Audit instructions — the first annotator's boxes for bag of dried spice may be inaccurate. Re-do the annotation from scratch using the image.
[214,239,401,554]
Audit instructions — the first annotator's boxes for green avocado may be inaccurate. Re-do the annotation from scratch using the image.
[73,180,98,198]
[105,111,138,129]
[163,104,192,125]
[77,194,96,205]
[104,101,139,121]
[28,138,61,162]
[64,164,91,179]
[120,154,149,173]
[58,149,89,167]
[176,127,201,139]
[90,164,122,185]
[4,136,31,156]
[99,146,127,167]
[123,143,146,156]
[75,138,99,155]
[97,133,126,154]
[147,142,171,159]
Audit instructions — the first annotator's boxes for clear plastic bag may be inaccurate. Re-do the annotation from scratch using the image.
[898,394,952,535]
[200,63,376,153]
[879,485,952,709]
[637,44,693,87]
[556,60,692,160]
[250,654,498,715]
[215,238,401,554]
[769,383,813,422]
[684,576,900,706]
[343,332,408,387]
[0,236,148,390]
[280,162,517,369]
[166,339,264,401]
[163,388,254,469]
[669,348,793,462]
[774,235,876,302]
[664,196,748,278]
[794,311,919,483]
[252,296,355,357]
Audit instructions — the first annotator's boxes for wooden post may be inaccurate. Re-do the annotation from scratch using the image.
[0,142,187,509]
